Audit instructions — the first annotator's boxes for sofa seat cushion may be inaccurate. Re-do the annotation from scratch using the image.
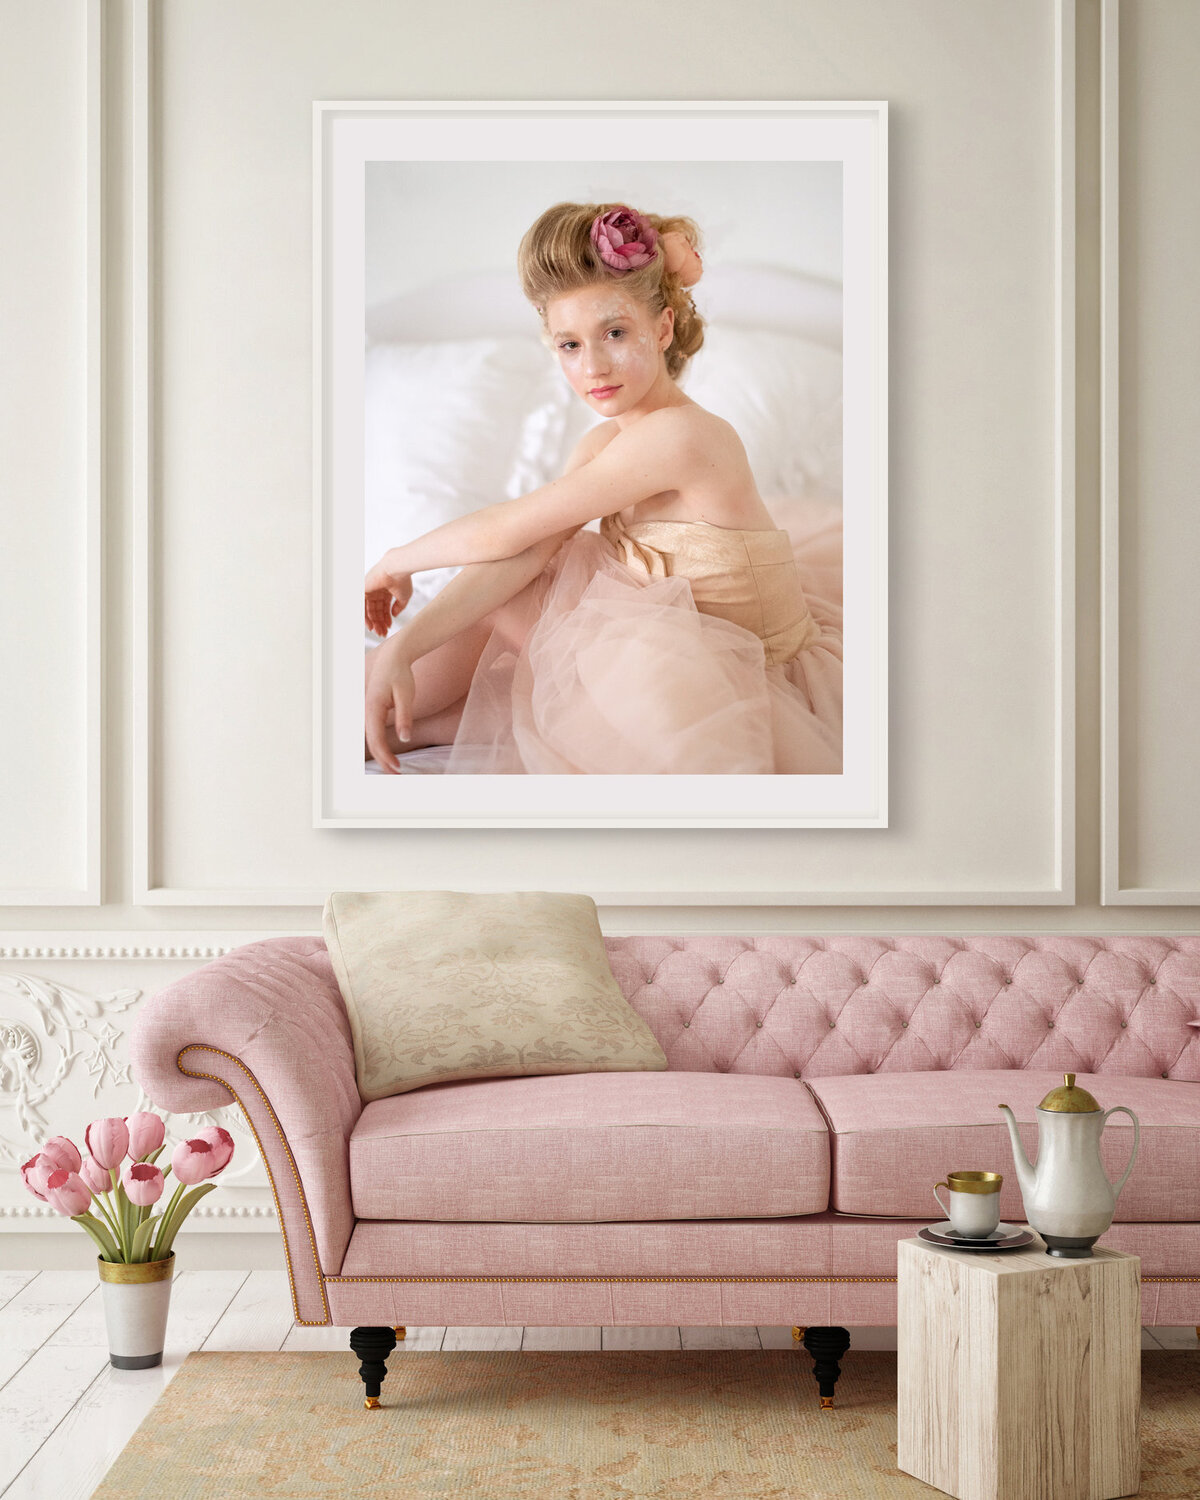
[349,1070,830,1222]
[804,1070,1200,1222]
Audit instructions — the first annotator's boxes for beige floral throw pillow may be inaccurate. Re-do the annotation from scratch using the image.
[322,890,668,1101]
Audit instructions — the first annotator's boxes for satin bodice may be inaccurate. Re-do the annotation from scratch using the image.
[600,512,821,666]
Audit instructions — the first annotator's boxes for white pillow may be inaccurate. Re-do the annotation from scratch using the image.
[514,325,843,503]
[363,337,569,620]
[681,326,843,500]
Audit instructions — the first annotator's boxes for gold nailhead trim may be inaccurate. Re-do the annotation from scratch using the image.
[178,1046,331,1325]
[322,1272,1200,1287]
[325,1274,901,1285]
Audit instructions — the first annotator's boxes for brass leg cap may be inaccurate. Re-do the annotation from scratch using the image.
[394,1326,407,1340]
[364,1396,381,1410]
[819,1396,834,1410]
[792,1326,806,1341]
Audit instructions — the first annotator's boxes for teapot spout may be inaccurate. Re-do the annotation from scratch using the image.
[997,1103,1035,1197]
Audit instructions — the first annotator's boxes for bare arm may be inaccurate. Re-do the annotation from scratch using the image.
[365,409,688,593]
[364,531,573,769]
[363,428,610,767]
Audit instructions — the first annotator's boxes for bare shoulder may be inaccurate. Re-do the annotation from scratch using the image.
[562,420,620,473]
[615,403,741,462]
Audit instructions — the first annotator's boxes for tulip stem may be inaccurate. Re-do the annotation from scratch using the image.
[89,1191,122,1244]
[109,1169,135,1261]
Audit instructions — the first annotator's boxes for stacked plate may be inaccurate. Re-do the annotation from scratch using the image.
[918,1222,1036,1252]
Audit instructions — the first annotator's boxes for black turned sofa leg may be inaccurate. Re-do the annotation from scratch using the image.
[350,1325,398,1409]
[801,1326,851,1409]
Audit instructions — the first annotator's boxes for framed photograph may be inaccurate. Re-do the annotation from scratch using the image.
[314,100,887,827]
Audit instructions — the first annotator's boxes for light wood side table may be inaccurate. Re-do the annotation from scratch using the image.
[897,1237,1141,1500]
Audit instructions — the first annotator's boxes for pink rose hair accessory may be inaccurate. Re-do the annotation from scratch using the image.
[590,206,658,273]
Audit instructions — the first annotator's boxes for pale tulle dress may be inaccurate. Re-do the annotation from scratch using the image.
[387,494,843,774]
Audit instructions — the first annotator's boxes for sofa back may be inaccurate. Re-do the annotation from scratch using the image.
[603,935,1200,1083]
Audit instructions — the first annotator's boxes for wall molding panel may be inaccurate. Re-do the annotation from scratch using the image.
[0,0,104,905]
[128,0,1077,907]
[1100,0,1200,904]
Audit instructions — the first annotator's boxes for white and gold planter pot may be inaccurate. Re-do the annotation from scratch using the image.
[97,1253,175,1369]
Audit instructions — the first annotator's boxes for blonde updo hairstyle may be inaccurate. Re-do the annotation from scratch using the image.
[518,201,705,381]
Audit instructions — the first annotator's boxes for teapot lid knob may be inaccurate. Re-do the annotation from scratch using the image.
[1038,1072,1101,1112]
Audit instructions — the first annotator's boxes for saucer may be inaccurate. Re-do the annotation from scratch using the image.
[918,1222,1036,1252]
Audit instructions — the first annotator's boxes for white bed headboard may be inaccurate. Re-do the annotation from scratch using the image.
[366,263,843,351]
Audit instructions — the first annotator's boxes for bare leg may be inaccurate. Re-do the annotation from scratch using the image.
[364,624,489,763]
[364,589,535,762]
[379,693,467,754]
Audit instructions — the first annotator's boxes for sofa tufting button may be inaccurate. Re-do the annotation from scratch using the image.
[1149,979,1157,986]
[682,1021,690,1028]
[715,978,724,986]
[1120,1020,1127,1028]
[1047,1021,1055,1029]
[756,1020,763,1028]
[1004,978,1012,985]
[900,1021,909,1028]
[829,1020,836,1029]
[932,977,941,984]
[1162,1071,1168,1078]
[794,1071,801,1079]
[974,1021,982,1029]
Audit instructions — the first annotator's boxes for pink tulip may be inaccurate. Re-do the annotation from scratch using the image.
[191,1126,234,1174]
[40,1136,82,1174]
[122,1161,165,1207]
[85,1117,129,1170]
[78,1154,111,1195]
[171,1137,218,1185]
[44,1169,92,1218]
[124,1111,165,1160]
[20,1153,52,1201]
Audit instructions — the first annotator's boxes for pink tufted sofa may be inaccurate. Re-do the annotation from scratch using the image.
[131,933,1200,1406]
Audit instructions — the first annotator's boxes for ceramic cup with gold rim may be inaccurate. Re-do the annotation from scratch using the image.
[933,1170,1003,1238]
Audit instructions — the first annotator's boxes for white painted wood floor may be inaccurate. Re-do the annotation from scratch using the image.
[0,1267,1193,1498]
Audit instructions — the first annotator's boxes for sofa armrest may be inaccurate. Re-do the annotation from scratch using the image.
[129,936,361,1324]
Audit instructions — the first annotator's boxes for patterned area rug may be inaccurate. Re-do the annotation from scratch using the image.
[92,1349,1200,1499]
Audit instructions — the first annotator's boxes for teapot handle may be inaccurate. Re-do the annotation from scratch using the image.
[1101,1105,1140,1200]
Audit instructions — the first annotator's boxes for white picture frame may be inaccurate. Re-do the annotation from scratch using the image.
[313,100,887,828]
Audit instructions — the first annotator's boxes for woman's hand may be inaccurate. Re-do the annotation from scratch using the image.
[364,549,414,637]
[364,632,417,773]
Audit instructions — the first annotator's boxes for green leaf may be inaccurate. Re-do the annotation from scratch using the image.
[155,1183,217,1258]
[73,1213,120,1263]
[131,1217,158,1263]
[151,1183,187,1261]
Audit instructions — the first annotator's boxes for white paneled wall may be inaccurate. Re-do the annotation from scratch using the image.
[1,0,1198,1258]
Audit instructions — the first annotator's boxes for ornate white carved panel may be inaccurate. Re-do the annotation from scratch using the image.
[0,949,275,1231]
